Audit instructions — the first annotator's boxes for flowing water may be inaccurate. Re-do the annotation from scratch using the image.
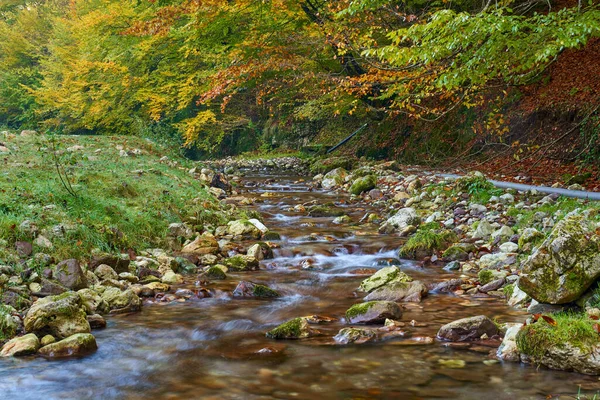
[1,171,599,399]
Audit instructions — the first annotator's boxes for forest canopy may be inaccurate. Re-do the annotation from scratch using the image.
[1,0,599,152]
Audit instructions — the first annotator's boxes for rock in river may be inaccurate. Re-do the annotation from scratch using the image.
[38,333,97,358]
[345,301,402,324]
[437,315,498,342]
[0,334,40,357]
[266,318,320,339]
[24,292,90,339]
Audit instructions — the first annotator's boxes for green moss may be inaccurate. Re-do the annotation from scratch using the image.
[478,269,494,285]
[265,317,306,339]
[349,175,377,195]
[224,255,254,271]
[307,205,346,217]
[442,245,469,260]
[205,266,227,280]
[252,283,280,298]
[309,157,355,175]
[345,301,377,319]
[502,283,515,299]
[399,226,458,259]
[516,312,600,358]
[0,304,17,341]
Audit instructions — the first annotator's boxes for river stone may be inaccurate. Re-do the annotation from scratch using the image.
[321,168,348,190]
[248,219,269,234]
[0,334,40,357]
[442,243,476,262]
[437,315,499,342]
[224,255,259,271]
[181,234,219,256]
[24,292,90,339]
[499,241,519,253]
[204,265,227,280]
[54,259,88,290]
[37,278,68,296]
[161,270,184,284]
[100,287,142,313]
[350,175,377,196]
[41,335,56,347]
[227,220,262,238]
[379,208,420,234]
[94,264,118,281]
[78,288,110,314]
[364,281,428,303]
[87,314,107,329]
[334,327,377,344]
[359,266,412,293]
[472,220,493,239]
[519,342,600,375]
[38,333,97,358]
[266,318,319,339]
[519,215,600,304]
[345,301,402,324]
[89,254,130,274]
[507,281,530,307]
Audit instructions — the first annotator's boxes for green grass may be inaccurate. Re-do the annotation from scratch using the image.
[399,223,458,259]
[455,174,503,204]
[0,132,236,263]
[516,312,600,359]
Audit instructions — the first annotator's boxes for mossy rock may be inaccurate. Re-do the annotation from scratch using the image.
[478,269,494,285]
[350,175,377,196]
[345,301,402,324]
[359,266,412,293]
[205,265,227,280]
[224,255,260,271]
[307,205,346,217]
[519,215,600,304]
[399,229,458,260]
[38,333,97,358]
[442,243,476,262]
[310,157,355,175]
[266,317,319,339]
[233,281,280,298]
[24,292,90,339]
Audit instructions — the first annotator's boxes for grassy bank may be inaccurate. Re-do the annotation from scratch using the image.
[0,131,230,263]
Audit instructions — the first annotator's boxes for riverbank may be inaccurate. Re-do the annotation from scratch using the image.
[2,136,600,397]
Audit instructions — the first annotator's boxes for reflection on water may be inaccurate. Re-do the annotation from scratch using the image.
[1,172,600,399]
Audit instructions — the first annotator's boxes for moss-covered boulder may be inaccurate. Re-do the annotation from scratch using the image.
[77,288,110,315]
[224,255,260,271]
[345,301,402,324]
[334,327,377,344]
[233,281,280,298]
[227,220,262,239]
[24,292,90,339]
[519,215,600,304]
[100,287,142,313]
[364,281,428,303]
[442,243,476,262]
[307,204,346,217]
[515,313,600,375]
[266,317,319,339]
[204,265,227,280]
[359,266,412,293]
[399,229,457,259]
[518,228,545,251]
[0,333,40,357]
[379,207,420,234]
[321,167,348,190]
[38,333,97,358]
[437,315,498,342]
[350,175,377,196]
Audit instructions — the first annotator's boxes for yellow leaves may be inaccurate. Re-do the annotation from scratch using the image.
[178,110,218,146]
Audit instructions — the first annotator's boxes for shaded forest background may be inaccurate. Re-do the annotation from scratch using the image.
[1,0,600,171]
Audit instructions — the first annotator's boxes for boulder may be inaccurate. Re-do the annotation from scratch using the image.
[227,220,262,238]
[0,334,40,357]
[266,318,320,339]
[94,264,118,281]
[334,327,377,344]
[321,168,348,190]
[100,288,142,313]
[181,234,219,255]
[77,288,110,315]
[350,175,377,196]
[359,266,412,293]
[345,301,402,324]
[519,215,600,304]
[437,315,499,342]
[161,270,184,284]
[38,333,97,358]
[224,255,259,271]
[379,208,420,234]
[364,281,428,303]
[472,220,493,239]
[24,292,90,339]
[89,254,130,274]
[204,265,227,280]
[54,259,88,290]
